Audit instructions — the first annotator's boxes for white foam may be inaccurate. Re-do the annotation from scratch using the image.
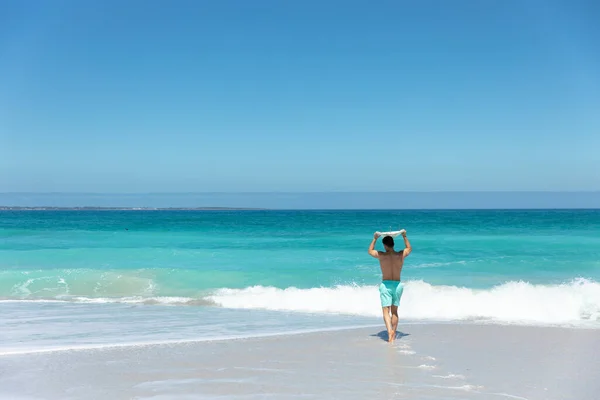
[0,296,205,306]
[453,384,483,391]
[0,324,377,357]
[206,278,600,326]
[68,296,199,305]
[433,374,465,380]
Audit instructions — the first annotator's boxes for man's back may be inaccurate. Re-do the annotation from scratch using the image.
[368,231,412,282]
[378,251,405,281]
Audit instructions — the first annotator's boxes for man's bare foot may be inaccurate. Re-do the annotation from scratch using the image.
[388,331,395,343]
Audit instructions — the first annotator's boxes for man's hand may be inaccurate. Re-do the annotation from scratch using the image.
[374,232,381,240]
[400,229,406,237]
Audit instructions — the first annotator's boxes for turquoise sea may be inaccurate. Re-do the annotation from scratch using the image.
[2,210,600,354]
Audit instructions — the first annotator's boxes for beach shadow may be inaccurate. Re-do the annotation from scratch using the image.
[371,331,410,342]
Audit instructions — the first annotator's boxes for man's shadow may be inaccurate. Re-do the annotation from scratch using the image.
[371,331,410,342]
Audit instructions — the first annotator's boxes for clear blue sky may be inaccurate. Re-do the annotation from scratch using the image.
[1,0,599,193]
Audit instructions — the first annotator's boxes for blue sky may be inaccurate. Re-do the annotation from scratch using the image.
[1,0,599,194]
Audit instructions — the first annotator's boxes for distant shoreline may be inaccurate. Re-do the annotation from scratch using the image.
[1,206,598,211]
[0,206,266,211]
[2,192,599,210]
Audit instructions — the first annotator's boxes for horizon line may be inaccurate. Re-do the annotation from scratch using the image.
[1,207,599,211]
[2,190,600,195]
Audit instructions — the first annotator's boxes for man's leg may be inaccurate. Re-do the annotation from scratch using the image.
[390,305,399,339]
[381,306,393,342]
[379,283,394,342]
[390,282,404,339]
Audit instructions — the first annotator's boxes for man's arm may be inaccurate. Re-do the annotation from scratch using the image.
[402,231,412,257]
[368,233,380,258]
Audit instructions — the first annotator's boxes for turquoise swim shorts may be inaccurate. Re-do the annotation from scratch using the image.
[379,280,404,307]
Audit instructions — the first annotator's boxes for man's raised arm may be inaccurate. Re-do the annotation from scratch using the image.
[402,231,412,257]
[368,233,380,258]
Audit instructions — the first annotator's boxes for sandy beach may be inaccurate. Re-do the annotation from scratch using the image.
[1,322,598,400]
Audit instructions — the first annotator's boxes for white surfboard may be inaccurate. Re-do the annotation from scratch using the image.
[375,229,406,238]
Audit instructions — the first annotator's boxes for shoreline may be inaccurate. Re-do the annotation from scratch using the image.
[0,323,381,357]
[1,323,598,400]
[1,319,597,357]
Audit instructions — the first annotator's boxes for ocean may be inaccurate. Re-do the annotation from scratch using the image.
[2,209,600,355]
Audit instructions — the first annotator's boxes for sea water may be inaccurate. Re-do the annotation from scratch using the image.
[2,210,600,353]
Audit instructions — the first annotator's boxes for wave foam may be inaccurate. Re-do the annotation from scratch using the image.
[0,296,213,306]
[0,324,377,356]
[433,374,465,380]
[206,279,600,326]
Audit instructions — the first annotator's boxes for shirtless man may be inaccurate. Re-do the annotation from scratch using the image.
[368,230,412,343]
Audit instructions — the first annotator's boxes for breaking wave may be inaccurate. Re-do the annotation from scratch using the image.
[206,279,600,326]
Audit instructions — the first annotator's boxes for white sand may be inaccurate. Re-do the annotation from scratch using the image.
[1,323,598,400]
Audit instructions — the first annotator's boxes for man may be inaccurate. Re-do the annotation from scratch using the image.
[368,230,411,343]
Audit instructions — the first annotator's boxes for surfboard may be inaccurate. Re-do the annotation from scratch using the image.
[375,229,406,238]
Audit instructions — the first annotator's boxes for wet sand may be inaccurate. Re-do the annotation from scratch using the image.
[1,323,598,400]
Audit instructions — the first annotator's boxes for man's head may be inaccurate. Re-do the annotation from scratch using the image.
[382,235,394,249]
